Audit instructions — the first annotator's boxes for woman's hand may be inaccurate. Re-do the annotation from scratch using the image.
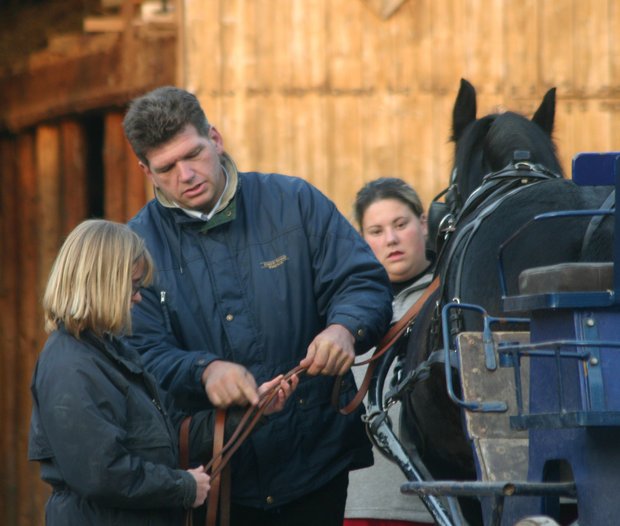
[187,465,210,508]
[258,374,299,415]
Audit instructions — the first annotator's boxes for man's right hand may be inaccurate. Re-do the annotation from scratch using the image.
[201,360,259,407]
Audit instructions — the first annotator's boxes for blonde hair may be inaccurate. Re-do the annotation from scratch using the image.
[43,219,154,338]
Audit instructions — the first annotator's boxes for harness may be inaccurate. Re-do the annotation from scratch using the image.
[437,160,561,304]
[391,155,562,404]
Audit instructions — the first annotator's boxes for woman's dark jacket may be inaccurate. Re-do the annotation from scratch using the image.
[126,166,393,508]
[28,327,231,526]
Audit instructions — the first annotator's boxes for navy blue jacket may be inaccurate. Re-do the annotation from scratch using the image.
[127,167,393,508]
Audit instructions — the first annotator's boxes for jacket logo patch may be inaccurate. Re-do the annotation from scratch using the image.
[260,255,289,269]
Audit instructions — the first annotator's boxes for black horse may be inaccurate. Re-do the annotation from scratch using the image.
[396,79,614,523]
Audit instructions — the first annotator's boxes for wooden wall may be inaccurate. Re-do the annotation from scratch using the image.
[183,0,620,216]
[0,116,150,525]
[2,0,620,524]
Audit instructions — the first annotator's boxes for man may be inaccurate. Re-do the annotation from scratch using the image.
[122,86,392,525]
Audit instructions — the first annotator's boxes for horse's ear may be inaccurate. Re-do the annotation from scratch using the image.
[531,87,556,136]
[452,78,477,142]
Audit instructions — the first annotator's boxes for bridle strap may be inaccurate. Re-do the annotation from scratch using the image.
[195,277,440,523]
[333,275,441,415]
[179,416,191,470]
[204,365,307,481]
[206,409,228,526]
[179,416,193,526]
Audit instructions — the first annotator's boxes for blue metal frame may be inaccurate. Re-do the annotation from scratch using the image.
[495,337,620,429]
[440,301,529,412]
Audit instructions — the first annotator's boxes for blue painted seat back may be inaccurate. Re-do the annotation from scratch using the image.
[572,152,620,304]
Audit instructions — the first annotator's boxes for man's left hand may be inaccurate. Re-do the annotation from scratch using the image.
[300,324,355,376]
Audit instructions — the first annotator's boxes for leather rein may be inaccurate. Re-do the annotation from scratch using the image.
[182,275,441,525]
[206,274,441,473]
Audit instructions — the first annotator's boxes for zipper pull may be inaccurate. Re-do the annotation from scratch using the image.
[160,290,173,333]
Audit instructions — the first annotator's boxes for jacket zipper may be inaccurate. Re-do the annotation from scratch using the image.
[160,291,173,333]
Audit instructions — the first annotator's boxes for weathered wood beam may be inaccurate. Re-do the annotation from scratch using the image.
[0,29,177,133]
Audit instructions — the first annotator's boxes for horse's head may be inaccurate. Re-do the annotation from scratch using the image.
[450,78,564,204]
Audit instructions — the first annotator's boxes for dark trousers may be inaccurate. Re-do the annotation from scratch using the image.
[229,470,349,526]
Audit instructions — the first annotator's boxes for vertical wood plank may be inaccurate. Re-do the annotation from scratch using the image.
[558,98,612,167]
[16,132,46,526]
[103,112,127,222]
[609,101,620,154]
[611,0,620,92]
[32,125,63,524]
[539,0,573,95]
[328,0,364,91]
[185,0,221,95]
[573,0,610,96]
[386,0,432,92]
[290,93,329,193]
[462,0,504,95]
[36,125,62,291]
[125,132,147,219]
[328,96,364,213]
[361,92,400,184]
[60,120,88,233]
[398,92,439,203]
[243,0,260,92]
[291,0,327,89]
[220,0,244,94]
[32,124,63,524]
[430,0,465,92]
[175,0,187,86]
[431,92,458,198]
[554,97,574,170]
[0,136,19,526]
[33,128,63,526]
[271,0,293,90]
[504,0,540,97]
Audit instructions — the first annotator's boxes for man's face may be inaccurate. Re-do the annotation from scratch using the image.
[140,124,227,213]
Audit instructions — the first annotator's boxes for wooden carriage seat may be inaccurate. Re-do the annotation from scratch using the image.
[519,262,613,295]
[456,331,530,482]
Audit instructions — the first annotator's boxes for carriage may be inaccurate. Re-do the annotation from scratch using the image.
[365,80,619,526]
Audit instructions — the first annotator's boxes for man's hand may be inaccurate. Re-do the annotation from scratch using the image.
[299,324,355,376]
[201,361,259,407]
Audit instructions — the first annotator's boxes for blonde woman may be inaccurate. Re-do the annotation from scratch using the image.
[28,219,296,526]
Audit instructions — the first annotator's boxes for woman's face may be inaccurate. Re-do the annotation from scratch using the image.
[361,198,429,283]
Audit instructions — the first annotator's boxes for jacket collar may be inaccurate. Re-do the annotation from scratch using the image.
[79,329,144,375]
